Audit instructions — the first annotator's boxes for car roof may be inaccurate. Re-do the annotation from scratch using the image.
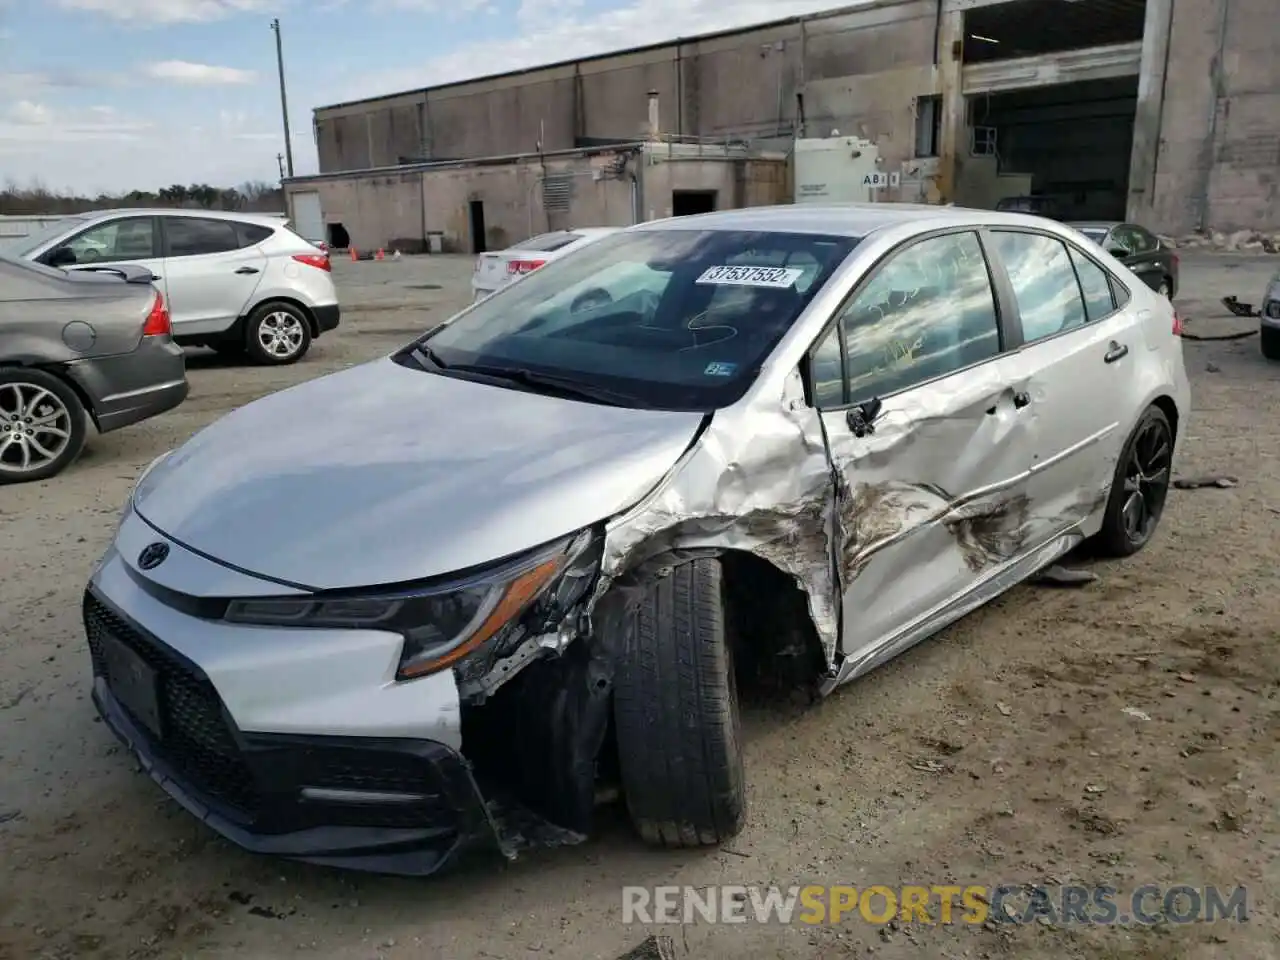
[627,203,1079,239]
[567,227,621,237]
[58,208,288,226]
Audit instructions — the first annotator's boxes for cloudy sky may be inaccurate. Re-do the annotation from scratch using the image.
[0,0,852,196]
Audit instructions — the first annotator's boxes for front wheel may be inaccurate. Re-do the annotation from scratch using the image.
[244,303,312,365]
[1092,405,1174,557]
[0,368,88,484]
[612,558,746,848]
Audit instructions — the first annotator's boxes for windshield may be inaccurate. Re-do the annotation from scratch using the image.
[412,228,860,411]
[2,216,85,255]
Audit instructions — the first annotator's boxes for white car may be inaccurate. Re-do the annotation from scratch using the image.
[471,227,620,302]
[83,204,1189,876]
[12,210,339,365]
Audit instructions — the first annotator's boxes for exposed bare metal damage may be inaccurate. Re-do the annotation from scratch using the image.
[594,368,842,666]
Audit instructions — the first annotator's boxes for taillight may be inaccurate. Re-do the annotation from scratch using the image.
[507,259,545,276]
[143,291,170,337]
[1172,310,1184,336]
[293,253,331,272]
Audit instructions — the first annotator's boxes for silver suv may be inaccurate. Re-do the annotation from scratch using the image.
[10,210,339,365]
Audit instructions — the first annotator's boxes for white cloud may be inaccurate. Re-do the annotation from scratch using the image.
[53,0,276,23]
[144,60,258,85]
[0,101,151,146]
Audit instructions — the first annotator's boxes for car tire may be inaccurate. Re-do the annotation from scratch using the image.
[0,367,88,484]
[243,302,312,365]
[612,557,747,847]
[1092,405,1174,558]
[1260,325,1280,361]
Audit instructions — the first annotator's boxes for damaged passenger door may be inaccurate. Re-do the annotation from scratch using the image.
[807,229,1031,679]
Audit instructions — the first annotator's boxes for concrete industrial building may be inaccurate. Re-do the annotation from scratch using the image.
[285,0,1279,252]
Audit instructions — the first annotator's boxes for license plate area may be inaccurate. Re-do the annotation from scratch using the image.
[100,633,163,738]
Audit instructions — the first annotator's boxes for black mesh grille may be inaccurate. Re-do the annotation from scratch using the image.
[83,593,261,820]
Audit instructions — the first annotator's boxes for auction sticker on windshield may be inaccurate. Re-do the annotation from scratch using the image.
[696,265,804,288]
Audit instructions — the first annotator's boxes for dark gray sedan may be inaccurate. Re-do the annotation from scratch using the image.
[1070,221,1179,298]
[0,253,188,484]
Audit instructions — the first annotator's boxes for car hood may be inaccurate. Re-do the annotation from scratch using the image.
[133,356,705,590]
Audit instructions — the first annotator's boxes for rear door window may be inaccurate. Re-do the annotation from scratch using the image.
[988,230,1087,343]
[1068,246,1117,322]
[164,218,240,257]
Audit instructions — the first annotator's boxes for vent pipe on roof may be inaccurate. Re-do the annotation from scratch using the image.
[647,90,660,139]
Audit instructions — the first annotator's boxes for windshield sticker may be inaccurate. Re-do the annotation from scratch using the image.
[704,361,737,376]
[695,265,805,288]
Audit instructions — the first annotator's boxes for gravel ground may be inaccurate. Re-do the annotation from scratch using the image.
[1,252,1277,960]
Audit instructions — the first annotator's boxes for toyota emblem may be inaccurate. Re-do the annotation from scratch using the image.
[137,542,170,570]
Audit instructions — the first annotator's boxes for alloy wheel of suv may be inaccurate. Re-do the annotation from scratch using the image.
[244,302,312,365]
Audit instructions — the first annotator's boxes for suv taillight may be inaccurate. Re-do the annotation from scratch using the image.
[1172,311,1183,336]
[143,291,170,337]
[293,253,331,272]
[507,259,545,276]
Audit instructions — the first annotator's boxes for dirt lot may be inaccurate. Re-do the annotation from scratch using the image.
[2,252,1278,960]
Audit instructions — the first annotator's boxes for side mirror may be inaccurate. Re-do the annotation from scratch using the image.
[47,247,77,267]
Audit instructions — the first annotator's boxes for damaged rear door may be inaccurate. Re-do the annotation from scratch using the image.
[807,229,1032,678]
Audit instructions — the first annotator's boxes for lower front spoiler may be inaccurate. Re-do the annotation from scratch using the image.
[91,679,510,877]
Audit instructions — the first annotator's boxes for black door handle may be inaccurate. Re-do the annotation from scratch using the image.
[234,266,260,275]
[1012,391,1031,409]
[1103,341,1129,364]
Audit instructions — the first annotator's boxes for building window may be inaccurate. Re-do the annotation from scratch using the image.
[971,125,998,157]
[914,96,941,158]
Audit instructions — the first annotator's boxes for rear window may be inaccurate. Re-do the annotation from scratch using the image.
[1079,228,1108,244]
[418,228,860,411]
[235,222,275,247]
[509,231,580,253]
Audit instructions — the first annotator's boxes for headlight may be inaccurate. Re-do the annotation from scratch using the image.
[223,530,601,682]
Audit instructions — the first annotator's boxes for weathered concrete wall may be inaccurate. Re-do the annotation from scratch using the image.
[1131,0,1280,234]
[287,173,423,253]
[313,0,939,173]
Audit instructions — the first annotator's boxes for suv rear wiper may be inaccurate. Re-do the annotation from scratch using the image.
[448,363,644,408]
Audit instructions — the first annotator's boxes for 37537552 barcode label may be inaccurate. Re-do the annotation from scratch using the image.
[694,265,804,288]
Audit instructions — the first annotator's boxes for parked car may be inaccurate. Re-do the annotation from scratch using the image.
[83,204,1188,876]
[0,253,187,484]
[995,195,1061,219]
[471,227,620,301]
[1257,269,1280,360]
[9,210,338,365]
[1070,221,1179,298]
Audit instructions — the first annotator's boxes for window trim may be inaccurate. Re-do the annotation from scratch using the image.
[39,214,162,266]
[982,225,1132,352]
[801,225,1013,412]
[159,215,242,258]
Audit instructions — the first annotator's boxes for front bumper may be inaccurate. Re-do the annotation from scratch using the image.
[68,338,188,433]
[82,522,510,875]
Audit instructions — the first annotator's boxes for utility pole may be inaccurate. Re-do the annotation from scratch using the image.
[276,153,286,181]
[270,18,294,178]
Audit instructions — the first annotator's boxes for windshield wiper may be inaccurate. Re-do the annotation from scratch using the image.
[447,363,645,407]
[406,343,449,370]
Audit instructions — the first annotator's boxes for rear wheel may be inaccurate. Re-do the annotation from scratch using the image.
[1093,405,1173,557]
[1261,325,1280,361]
[612,558,746,847]
[244,302,311,365]
[0,368,87,484]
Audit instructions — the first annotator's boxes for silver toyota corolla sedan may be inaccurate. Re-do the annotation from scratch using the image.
[83,204,1191,875]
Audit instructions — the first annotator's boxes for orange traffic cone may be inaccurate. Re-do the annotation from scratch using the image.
[349,246,358,261]
[375,248,385,261]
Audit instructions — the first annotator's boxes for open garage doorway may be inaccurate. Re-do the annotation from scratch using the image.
[967,76,1139,220]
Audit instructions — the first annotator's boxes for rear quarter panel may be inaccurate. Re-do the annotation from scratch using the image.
[1,267,152,362]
